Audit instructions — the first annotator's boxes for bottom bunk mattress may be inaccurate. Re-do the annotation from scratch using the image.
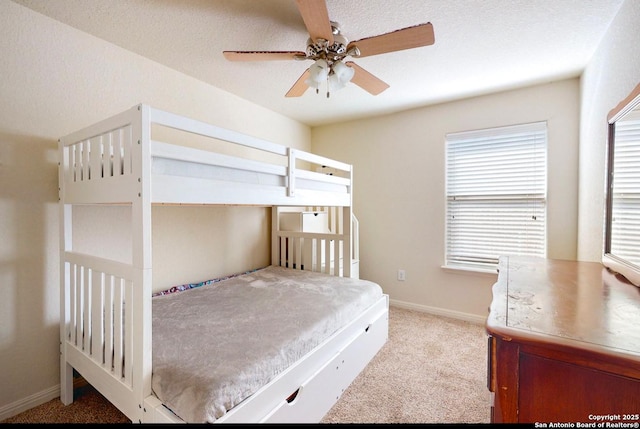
[151,265,384,423]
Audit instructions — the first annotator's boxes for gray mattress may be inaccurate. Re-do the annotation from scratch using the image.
[151,265,383,423]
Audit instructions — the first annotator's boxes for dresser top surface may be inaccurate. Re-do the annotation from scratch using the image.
[487,256,640,359]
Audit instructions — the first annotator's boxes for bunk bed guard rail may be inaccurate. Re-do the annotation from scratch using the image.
[59,104,353,206]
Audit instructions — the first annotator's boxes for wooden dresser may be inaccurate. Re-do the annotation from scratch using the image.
[486,256,640,424]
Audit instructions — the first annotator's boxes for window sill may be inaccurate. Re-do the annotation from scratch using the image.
[441,264,498,277]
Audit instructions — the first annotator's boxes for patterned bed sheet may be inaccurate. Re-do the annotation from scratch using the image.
[151,265,383,423]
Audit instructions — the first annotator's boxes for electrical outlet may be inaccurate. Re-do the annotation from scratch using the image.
[397,269,406,281]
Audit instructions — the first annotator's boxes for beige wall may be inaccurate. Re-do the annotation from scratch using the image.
[0,0,309,417]
[578,0,640,262]
[311,79,580,320]
[71,205,271,292]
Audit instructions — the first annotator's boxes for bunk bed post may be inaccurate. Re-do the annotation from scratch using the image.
[58,141,74,406]
[131,104,153,422]
[342,205,352,279]
[344,163,354,278]
[287,148,295,197]
[271,206,280,267]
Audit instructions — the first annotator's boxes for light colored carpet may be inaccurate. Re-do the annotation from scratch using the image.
[321,305,490,423]
[2,305,490,424]
[1,383,130,424]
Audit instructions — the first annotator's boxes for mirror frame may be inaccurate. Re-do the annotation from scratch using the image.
[603,81,640,286]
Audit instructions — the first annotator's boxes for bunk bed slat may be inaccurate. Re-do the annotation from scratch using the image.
[297,237,304,270]
[112,129,122,176]
[122,277,133,387]
[120,125,133,177]
[89,136,102,181]
[324,240,332,275]
[90,270,104,363]
[113,279,124,380]
[81,140,90,182]
[71,263,80,345]
[83,267,91,353]
[314,238,322,272]
[71,144,80,182]
[104,274,114,371]
[290,237,297,269]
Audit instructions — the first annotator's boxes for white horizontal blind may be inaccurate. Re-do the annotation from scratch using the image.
[445,122,547,271]
[610,116,640,266]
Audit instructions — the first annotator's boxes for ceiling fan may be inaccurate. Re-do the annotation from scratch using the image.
[222,0,435,98]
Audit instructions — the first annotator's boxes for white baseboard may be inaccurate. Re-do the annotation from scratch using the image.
[0,384,60,422]
[389,299,487,326]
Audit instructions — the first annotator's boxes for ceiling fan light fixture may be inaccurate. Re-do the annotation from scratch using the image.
[332,60,354,83]
[307,59,354,98]
[305,59,329,87]
[327,61,354,96]
[327,74,345,93]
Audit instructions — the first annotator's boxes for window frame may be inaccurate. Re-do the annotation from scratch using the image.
[603,82,640,286]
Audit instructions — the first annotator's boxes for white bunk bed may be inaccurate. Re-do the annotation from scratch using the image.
[58,104,389,423]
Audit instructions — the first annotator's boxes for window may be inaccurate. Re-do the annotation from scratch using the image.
[445,122,547,272]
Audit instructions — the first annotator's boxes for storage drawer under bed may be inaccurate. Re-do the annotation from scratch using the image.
[259,301,389,423]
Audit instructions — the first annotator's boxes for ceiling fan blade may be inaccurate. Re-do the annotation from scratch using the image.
[345,61,389,95]
[295,0,334,44]
[223,51,307,61]
[347,22,435,58]
[285,69,311,97]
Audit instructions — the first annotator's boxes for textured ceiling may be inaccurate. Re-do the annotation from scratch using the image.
[12,0,626,126]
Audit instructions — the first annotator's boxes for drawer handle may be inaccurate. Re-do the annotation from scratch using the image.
[286,387,301,404]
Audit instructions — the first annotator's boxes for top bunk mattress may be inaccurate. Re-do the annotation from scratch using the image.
[151,265,384,423]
